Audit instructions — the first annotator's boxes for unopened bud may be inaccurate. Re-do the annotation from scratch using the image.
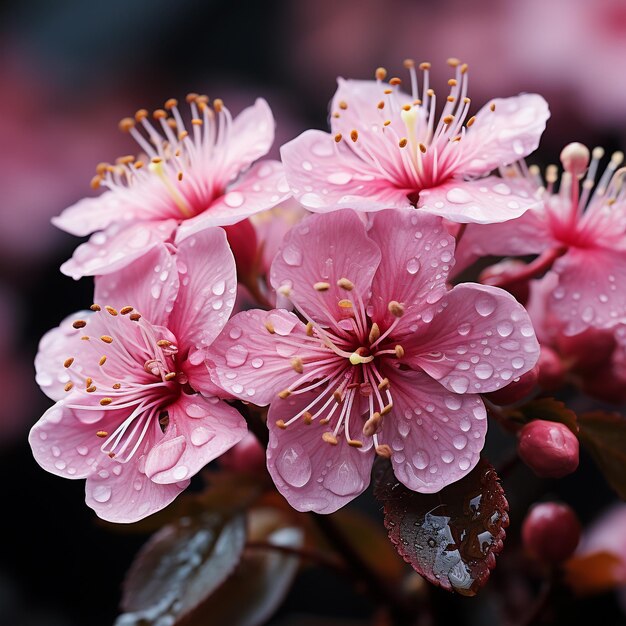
[518,420,579,478]
[220,433,266,474]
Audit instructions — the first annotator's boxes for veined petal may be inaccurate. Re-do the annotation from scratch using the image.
[60,219,177,280]
[459,94,550,176]
[405,283,539,394]
[281,129,411,213]
[418,176,542,224]
[144,393,247,485]
[270,210,381,325]
[381,368,487,493]
[267,389,374,513]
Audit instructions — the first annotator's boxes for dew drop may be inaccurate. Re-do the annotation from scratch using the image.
[406,257,421,275]
[92,485,112,503]
[224,191,245,208]
[497,320,514,337]
[453,435,468,450]
[446,187,473,204]
[225,344,249,367]
[413,449,430,469]
[251,357,264,368]
[475,363,494,380]
[190,426,215,447]
[276,444,311,487]
[212,280,226,296]
[450,376,470,393]
[324,459,363,496]
[474,294,496,317]
[327,172,353,185]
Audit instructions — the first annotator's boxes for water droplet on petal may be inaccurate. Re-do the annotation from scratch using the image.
[407,257,421,275]
[446,187,473,204]
[224,191,245,208]
[475,294,496,317]
[453,435,468,450]
[226,344,249,367]
[190,426,215,447]
[413,450,430,469]
[323,458,363,496]
[92,485,112,503]
[276,444,311,487]
[327,172,353,185]
[450,376,470,393]
[475,363,494,380]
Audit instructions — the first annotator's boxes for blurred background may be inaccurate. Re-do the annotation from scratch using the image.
[2,0,626,624]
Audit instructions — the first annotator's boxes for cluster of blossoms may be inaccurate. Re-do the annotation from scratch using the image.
[30,58,626,523]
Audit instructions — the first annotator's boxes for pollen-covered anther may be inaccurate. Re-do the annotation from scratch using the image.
[402,104,411,111]
[375,444,392,458]
[403,58,415,69]
[100,335,114,344]
[333,389,343,402]
[90,175,102,190]
[363,412,381,437]
[129,313,142,322]
[278,285,291,297]
[337,278,354,291]
[334,133,342,143]
[368,323,380,343]
[303,411,313,425]
[164,98,178,110]
[322,432,338,445]
[443,115,454,125]
[112,383,121,390]
[275,419,287,430]
[490,103,496,112]
[389,77,402,86]
[291,357,304,374]
[338,299,353,308]
[64,382,73,392]
[338,100,348,110]
[86,385,96,393]
[80,336,89,341]
[100,398,113,406]
[395,344,405,359]
[377,100,385,110]
[85,377,93,388]
[375,67,388,80]
[378,377,390,391]
[399,138,408,148]
[105,306,118,316]
[72,320,87,329]
[350,130,359,142]
[264,319,275,334]
[305,322,314,337]
[96,430,108,438]
[348,439,364,448]
[448,79,458,87]
[118,117,135,132]
[278,389,291,399]
[164,372,177,381]
[381,402,393,416]
[314,281,330,291]
[419,62,431,70]
[213,98,224,113]
[384,120,391,127]
[157,339,172,347]
[120,306,133,315]
[419,143,427,153]
[388,300,405,317]
[64,357,74,368]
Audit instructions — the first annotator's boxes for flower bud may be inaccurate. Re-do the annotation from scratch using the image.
[536,345,565,392]
[479,259,530,306]
[223,219,258,279]
[522,502,581,564]
[518,420,579,478]
[485,365,538,405]
[220,432,267,474]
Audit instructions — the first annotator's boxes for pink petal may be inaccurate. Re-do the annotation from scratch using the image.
[405,283,540,394]
[184,359,233,399]
[144,393,247,484]
[280,129,411,212]
[29,399,121,479]
[549,247,626,335]
[176,160,290,238]
[418,177,542,224]
[267,390,374,513]
[269,210,381,324]
[367,209,453,333]
[94,244,179,328]
[168,227,236,354]
[211,308,314,406]
[459,94,550,176]
[220,98,275,186]
[60,219,177,280]
[381,368,487,493]
[85,437,189,523]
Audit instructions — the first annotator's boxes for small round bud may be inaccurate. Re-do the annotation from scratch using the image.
[220,432,266,474]
[485,365,538,405]
[560,142,590,178]
[518,420,579,478]
[479,259,530,305]
[522,502,581,563]
[536,346,565,392]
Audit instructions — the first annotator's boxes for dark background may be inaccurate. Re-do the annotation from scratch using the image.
[2,0,626,624]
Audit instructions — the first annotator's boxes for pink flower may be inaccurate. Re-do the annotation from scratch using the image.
[281,60,549,224]
[54,95,290,279]
[459,143,626,334]
[210,209,539,513]
[29,228,246,522]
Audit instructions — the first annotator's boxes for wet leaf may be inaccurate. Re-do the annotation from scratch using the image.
[183,507,304,626]
[374,458,509,596]
[578,411,626,500]
[564,551,626,595]
[504,398,578,434]
[116,512,246,625]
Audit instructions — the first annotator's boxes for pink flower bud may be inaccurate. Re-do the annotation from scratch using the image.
[522,502,581,564]
[485,365,538,405]
[536,345,565,392]
[220,432,267,474]
[518,420,579,478]
[479,259,530,306]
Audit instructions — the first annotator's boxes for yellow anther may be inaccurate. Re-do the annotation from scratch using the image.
[278,389,291,399]
[275,419,287,430]
[101,335,113,344]
[322,432,339,445]
[388,301,405,317]
[291,357,304,374]
[375,67,388,80]
[100,398,113,406]
[368,323,380,343]
[376,444,392,458]
[314,282,330,291]
[96,430,109,438]
[337,278,354,291]
[64,358,74,368]
[72,320,87,329]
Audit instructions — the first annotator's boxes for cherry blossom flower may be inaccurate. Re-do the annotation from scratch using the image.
[459,142,626,334]
[210,209,539,513]
[54,95,290,279]
[281,60,549,224]
[29,228,246,522]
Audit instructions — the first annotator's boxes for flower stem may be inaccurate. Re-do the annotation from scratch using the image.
[246,540,348,574]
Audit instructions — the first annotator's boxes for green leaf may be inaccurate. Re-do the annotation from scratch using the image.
[504,397,578,433]
[578,411,626,500]
[116,512,247,625]
[374,458,509,596]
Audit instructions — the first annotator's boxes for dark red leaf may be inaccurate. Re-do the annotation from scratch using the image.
[374,458,509,596]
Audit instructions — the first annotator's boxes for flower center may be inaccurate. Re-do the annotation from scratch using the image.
[61,304,183,463]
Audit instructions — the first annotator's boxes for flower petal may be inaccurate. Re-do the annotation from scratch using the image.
[281,129,411,212]
[418,177,542,224]
[381,368,487,493]
[94,244,179,328]
[405,283,539,394]
[85,440,189,523]
[270,210,381,325]
[144,393,247,485]
[367,208,453,333]
[211,308,319,406]
[168,227,237,355]
[60,219,177,280]
[549,247,626,335]
[176,160,290,237]
[267,390,374,513]
[460,94,550,176]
